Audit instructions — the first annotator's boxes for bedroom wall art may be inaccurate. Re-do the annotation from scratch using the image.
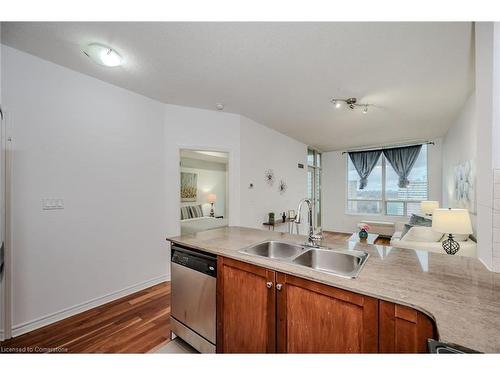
[181,172,198,202]
[454,159,476,214]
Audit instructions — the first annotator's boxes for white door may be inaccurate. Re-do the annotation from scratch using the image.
[0,106,4,340]
[0,105,11,340]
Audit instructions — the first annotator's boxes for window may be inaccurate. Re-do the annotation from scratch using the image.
[347,145,428,216]
[307,148,322,228]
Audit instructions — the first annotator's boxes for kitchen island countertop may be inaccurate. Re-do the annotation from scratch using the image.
[168,226,500,353]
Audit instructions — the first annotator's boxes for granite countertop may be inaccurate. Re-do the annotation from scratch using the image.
[167,226,500,353]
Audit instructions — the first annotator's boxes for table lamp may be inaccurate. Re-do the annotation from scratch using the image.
[420,201,439,216]
[432,208,472,255]
[208,194,217,217]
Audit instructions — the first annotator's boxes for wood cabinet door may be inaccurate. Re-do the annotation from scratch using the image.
[379,300,436,353]
[276,273,378,353]
[216,257,276,353]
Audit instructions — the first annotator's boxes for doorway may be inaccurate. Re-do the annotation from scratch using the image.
[179,149,229,235]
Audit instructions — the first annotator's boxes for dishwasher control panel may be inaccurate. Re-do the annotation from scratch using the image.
[171,245,217,277]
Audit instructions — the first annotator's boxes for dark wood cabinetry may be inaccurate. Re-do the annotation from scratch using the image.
[217,257,436,353]
[276,273,378,353]
[379,300,436,353]
[216,257,276,353]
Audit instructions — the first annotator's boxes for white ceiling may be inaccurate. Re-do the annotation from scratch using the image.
[1,22,474,151]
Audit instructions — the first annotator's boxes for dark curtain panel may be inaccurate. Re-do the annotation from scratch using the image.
[348,150,382,189]
[383,145,422,188]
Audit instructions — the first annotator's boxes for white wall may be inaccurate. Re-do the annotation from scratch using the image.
[180,157,228,217]
[475,22,495,270]
[240,116,308,233]
[490,23,500,271]
[322,140,443,234]
[2,46,170,333]
[1,46,248,333]
[1,45,309,334]
[164,104,241,237]
[442,93,477,231]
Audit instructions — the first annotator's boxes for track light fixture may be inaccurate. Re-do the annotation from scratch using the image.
[331,97,371,113]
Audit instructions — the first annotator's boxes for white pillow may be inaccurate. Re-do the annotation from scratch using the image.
[402,226,444,242]
[202,203,211,217]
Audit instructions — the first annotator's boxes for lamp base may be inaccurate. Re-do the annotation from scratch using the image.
[442,234,460,255]
[210,202,215,217]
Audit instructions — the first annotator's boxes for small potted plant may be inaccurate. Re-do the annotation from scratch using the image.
[358,223,370,240]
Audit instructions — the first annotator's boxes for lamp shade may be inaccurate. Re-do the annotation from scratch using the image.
[420,201,439,215]
[207,193,217,203]
[432,208,472,235]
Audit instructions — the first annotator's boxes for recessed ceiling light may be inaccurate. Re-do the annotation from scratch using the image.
[215,103,224,111]
[83,43,123,67]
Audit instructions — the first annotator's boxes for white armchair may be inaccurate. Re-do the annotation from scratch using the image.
[390,221,477,258]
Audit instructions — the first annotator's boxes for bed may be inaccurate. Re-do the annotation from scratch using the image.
[181,216,229,235]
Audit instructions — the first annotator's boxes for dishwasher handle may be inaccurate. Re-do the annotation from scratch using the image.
[171,244,217,277]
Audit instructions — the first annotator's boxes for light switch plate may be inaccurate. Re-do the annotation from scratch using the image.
[42,198,64,210]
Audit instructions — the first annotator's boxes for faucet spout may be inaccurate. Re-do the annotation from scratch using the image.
[295,198,322,247]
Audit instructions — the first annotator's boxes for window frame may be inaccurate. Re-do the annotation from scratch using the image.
[307,148,322,228]
[345,146,429,217]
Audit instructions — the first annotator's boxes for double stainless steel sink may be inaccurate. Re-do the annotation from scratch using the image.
[239,240,369,279]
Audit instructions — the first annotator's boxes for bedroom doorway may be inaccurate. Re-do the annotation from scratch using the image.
[179,149,229,235]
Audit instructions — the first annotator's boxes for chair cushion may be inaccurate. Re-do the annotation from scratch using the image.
[402,226,444,242]
[409,214,432,227]
[401,224,413,238]
[392,231,403,240]
[390,237,477,257]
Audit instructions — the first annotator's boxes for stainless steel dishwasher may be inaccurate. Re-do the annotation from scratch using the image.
[170,244,217,353]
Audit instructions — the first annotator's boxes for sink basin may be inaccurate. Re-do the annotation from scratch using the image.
[240,240,369,279]
[292,248,369,278]
[240,241,306,259]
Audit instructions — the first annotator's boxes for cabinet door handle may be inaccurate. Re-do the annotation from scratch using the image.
[266,281,273,289]
[276,283,283,291]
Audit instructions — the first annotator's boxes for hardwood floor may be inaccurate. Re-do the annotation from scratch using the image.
[0,282,171,354]
[322,231,391,246]
[0,233,386,354]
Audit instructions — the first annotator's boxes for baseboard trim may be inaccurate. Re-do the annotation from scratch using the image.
[12,274,170,337]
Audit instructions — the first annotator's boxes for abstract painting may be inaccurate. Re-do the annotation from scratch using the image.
[454,160,476,214]
[181,172,197,202]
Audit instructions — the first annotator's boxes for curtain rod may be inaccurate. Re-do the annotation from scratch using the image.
[341,141,435,155]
